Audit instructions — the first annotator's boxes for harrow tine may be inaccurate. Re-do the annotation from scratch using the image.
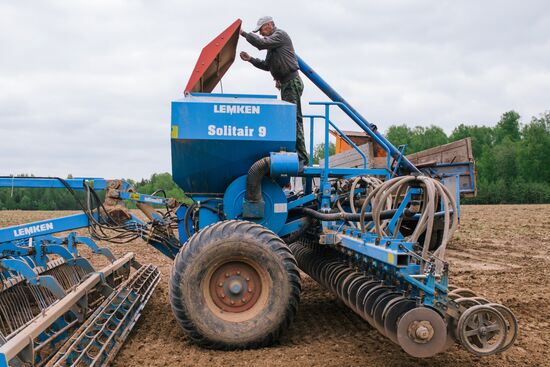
[0,253,137,366]
[45,264,160,367]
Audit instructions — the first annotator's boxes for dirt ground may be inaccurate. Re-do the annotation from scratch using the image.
[0,205,548,367]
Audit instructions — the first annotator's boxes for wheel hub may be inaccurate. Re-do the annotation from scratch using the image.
[209,261,262,313]
[397,307,448,358]
[408,320,435,343]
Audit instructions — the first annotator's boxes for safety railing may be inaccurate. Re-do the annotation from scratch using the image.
[304,115,368,169]
[304,101,392,179]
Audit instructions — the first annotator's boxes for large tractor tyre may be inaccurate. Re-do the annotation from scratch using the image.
[169,220,301,349]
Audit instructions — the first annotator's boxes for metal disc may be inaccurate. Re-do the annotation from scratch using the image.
[454,297,481,309]
[486,303,518,352]
[363,285,392,316]
[355,281,380,319]
[456,304,507,356]
[321,262,340,289]
[314,258,333,280]
[329,266,350,293]
[471,297,490,305]
[333,268,352,302]
[335,269,356,300]
[363,285,392,325]
[319,261,338,287]
[381,296,406,321]
[347,275,371,311]
[339,272,362,306]
[397,307,448,358]
[449,288,477,299]
[443,317,457,352]
[384,299,416,344]
[327,264,348,292]
[372,292,402,335]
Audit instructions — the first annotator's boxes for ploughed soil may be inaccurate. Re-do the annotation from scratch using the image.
[0,205,548,366]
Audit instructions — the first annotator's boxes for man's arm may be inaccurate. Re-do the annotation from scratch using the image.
[241,30,284,50]
[240,51,269,71]
[250,57,269,71]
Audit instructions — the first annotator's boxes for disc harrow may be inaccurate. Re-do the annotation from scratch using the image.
[290,241,518,357]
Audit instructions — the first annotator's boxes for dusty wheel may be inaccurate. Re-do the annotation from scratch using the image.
[169,220,301,349]
[457,305,507,356]
[486,303,518,352]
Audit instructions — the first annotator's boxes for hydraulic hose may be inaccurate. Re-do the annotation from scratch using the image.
[245,157,270,203]
[295,207,414,222]
[358,175,458,268]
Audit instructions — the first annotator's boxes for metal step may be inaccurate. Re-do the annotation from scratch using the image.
[45,264,161,367]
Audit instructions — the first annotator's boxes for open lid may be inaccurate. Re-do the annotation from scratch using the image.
[184,19,242,94]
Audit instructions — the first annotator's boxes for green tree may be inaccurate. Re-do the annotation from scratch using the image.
[450,124,495,158]
[518,113,550,183]
[410,125,448,152]
[386,125,447,154]
[495,111,521,144]
[312,142,336,164]
[386,125,413,151]
[134,173,192,205]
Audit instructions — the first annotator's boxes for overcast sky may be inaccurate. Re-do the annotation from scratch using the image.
[1,1,549,180]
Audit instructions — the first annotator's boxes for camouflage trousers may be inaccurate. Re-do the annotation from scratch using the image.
[281,75,309,166]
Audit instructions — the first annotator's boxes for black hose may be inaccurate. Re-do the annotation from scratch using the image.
[245,157,270,203]
[295,207,415,222]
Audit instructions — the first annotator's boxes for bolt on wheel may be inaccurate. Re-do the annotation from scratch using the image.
[170,220,301,349]
[206,260,266,319]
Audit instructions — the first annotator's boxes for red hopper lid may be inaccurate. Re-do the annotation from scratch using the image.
[184,19,242,94]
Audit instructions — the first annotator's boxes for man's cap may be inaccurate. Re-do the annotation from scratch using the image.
[253,16,273,32]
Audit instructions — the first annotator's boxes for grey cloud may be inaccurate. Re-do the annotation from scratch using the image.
[1,1,549,180]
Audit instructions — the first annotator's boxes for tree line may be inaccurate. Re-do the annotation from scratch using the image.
[1,110,548,210]
[0,173,190,210]
[385,110,550,204]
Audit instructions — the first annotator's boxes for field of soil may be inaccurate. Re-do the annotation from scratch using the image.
[0,205,548,366]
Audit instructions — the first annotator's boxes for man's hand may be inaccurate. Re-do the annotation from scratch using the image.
[240,51,251,62]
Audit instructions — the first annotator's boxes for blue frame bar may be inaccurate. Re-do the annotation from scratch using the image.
[302,167,389,177]
[298,56,420,174]
[118,191,171,206]
[0,177,109,190]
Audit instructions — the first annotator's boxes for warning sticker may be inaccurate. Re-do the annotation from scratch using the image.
[171,126,179,139]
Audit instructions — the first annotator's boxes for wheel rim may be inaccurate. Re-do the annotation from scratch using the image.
[203,258,270,321]
[457,305,507,356]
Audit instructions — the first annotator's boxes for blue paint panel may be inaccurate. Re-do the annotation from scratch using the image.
[223,175,288,234]
[171,94,296,194]
[0,213,90,243]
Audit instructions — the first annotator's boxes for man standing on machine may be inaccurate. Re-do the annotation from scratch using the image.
[240,16,309,168]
